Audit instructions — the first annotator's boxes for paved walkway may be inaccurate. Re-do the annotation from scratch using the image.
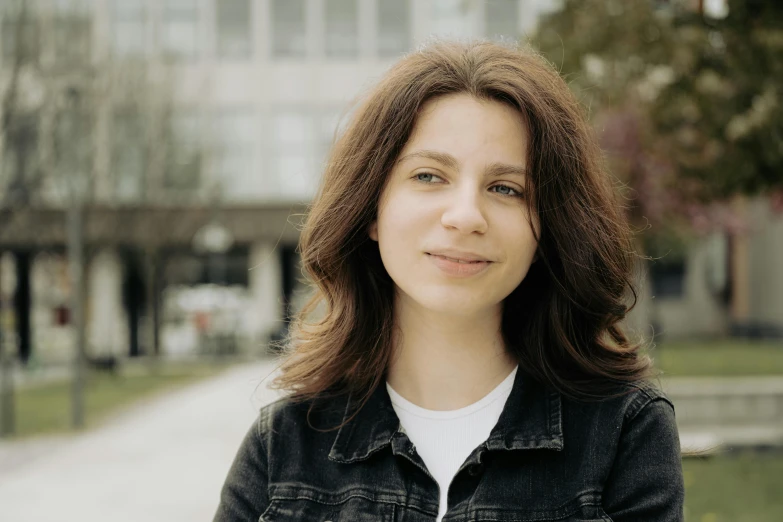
[1,366,781,521]
[0,358,283,522]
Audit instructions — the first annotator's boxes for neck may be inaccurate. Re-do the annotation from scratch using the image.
[385,293,517,411]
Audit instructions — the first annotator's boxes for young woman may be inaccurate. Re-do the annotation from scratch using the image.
[214,40,684,522]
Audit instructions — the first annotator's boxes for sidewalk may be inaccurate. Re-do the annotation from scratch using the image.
[0,358,283,522]
[662,376,783,453]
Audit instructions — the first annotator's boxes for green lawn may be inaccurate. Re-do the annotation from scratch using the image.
[684,451,783,522]
[9,359,235,439]
[651,340,783,377]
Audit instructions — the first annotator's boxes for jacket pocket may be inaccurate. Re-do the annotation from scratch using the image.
[260,495,396,522]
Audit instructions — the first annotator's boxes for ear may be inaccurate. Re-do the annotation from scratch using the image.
[368,220,378,241]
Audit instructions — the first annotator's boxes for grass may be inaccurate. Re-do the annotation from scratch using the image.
[10,358,235,439]
[651,340,783,377]
[683,451,783,522]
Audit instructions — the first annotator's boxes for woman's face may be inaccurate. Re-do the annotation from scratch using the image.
[369,93,539,317]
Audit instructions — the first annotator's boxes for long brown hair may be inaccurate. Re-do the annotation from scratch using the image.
[272,40,654,408]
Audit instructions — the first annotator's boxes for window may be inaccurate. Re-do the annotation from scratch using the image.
[485,0,518,41]
[54,108,93,197]
[272,112,318,198]
[650,258,686,298]
[162,0,199,60]
[111,0,146,57]
[325,0,357,58]
[377,0,409,57]
[1,1,40,66]
[533,0,564,16]
[316,109,347,162]
[271,0,306,58]
[53,0,93,63]
[431,0,477,39]
[1,113,39,202]
[210,111,260,201]
[112,110,145,202]
[216,0,251,59]
[166,111,202,190]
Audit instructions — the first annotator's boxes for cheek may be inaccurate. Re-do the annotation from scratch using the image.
[506,222,539,271]
[377,194,426,242]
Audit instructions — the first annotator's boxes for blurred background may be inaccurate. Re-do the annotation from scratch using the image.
[0,0,780,520]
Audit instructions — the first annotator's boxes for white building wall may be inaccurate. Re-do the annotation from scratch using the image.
[86,248,128,357]
[748,198,783,329]
[653,234,730,339]
[248,241,284,348]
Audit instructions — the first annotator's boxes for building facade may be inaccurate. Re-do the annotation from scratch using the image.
[0,0,779,367]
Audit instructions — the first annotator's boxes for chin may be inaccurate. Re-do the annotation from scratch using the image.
[408,289,500,317]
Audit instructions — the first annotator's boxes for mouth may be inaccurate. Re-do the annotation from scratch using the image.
[425,252,492,264]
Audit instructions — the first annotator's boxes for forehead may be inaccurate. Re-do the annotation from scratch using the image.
[399,93,529,162]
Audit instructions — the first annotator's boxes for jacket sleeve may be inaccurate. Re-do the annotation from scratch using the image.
[602,396,685,522]
[213,411,270,521]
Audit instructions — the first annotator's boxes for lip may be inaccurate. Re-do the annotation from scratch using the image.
[425,249,493,262]
[426,252,493,278]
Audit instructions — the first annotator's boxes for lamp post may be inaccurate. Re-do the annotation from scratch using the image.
[65,86,87,429]
[0,257,17,437]
[192,220,234,257]
[192,219,233,354]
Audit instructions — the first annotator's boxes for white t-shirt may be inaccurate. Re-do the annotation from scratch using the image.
[386,366,518,522]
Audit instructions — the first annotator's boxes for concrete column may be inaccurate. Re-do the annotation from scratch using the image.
[87,248,129,358]
[730,196,751,325]
[30,252,71,365]
[248,242,284,354]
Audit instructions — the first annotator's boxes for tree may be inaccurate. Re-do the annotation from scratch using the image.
[0,0,202,433]
[534,0,783,331]
[536,0,782,220]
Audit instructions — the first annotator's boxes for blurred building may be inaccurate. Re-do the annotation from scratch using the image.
[0,0,562,364]
[0,0,779,366]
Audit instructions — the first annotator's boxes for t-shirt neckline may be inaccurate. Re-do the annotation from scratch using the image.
[386,365,518,420]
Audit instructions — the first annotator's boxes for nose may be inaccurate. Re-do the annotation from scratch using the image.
[440,183,488,234]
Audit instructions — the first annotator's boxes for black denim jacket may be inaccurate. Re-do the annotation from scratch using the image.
[214,368,684,521]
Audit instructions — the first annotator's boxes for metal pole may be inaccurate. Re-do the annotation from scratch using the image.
[0,254,16,437]
[0,308,15,438]
[68,200,85,429]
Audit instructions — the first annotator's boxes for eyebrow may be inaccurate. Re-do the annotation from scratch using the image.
[396,149,527,179]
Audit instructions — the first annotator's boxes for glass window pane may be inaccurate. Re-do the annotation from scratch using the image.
[112,110,145,202]
[325,0,357,58]
[214,111,256,143]
[111,0,145,56]
[377,0,409,57]
[52,0,93,13]
[273,113,312,145]
[113,0,145,18]
[167,111,202,189]
[271,0,306,58]
[217,0,251,58]
[431,0,474,38]
[1,112,39,194]
[210,111,259,199]
[485,0,518,40]
[54,14,92,62]
[271,111,318,198]
[277,154,313,197]
[2,15,40,65]
[55,110,92,197]
[162,0,198,60]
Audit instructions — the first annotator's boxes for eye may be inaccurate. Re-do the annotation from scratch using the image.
[490,184,522,197]
[414,172,444,183]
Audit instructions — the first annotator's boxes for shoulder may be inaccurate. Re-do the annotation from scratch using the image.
[255,392,349,444]
[611,379,675,421]
[559,379,677,440]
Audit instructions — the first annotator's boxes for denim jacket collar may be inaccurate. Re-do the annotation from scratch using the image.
[328,366,563,464]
